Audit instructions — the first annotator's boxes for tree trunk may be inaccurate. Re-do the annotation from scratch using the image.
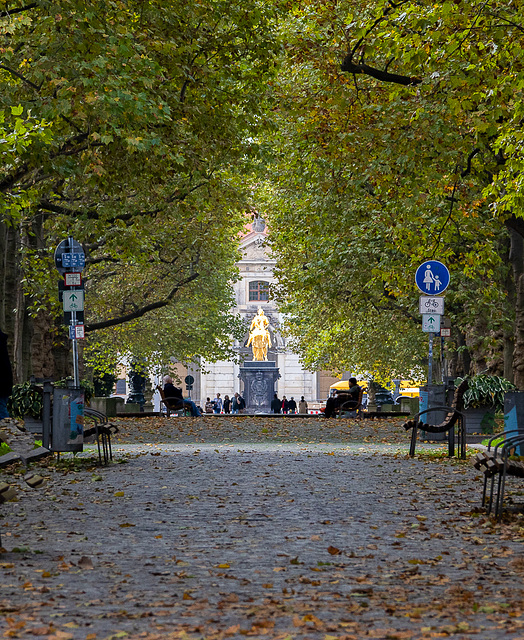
[455,330,471,377]
[510,229,524,389]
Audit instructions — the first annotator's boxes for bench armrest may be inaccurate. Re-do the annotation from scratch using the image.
[413,406,464,421]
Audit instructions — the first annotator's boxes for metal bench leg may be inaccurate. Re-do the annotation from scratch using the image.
[488,471,499,515]
[460,417,466,459]
[107,432,113,461]
[409,426,418,457]
[495,464,508,519]
[481,471,490,507]
[95,425,102,464]
[448,426,454,458]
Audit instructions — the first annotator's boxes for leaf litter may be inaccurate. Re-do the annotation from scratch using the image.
[0,416,523,638]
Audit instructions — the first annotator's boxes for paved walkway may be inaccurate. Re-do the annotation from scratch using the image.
[1,417,523,639]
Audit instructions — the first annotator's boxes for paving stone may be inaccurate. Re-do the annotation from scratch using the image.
[0,418,521,639]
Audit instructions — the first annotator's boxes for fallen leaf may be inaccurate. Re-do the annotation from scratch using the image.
[77,556,94,570]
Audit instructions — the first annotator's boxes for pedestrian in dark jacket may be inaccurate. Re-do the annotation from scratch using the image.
[281,396,289,414]
[271,393,281,414]
[223,395,231,414]
[0,329,13,419]
[288,397,297,414]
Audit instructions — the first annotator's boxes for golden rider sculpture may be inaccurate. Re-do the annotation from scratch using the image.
[247,308,272,361]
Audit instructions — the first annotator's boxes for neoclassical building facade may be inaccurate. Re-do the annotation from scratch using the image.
[180,218,338,407]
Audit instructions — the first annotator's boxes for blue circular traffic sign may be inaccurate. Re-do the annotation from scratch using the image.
[54,238,85,275]
[415,260,450,295]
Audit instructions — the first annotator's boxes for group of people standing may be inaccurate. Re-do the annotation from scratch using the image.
[163,377,311,417]
[270,394,308,414]
[205,392,246,414]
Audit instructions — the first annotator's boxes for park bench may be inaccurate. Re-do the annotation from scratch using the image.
[84,408,119,465]
[472,431,524,519]
[156,385,191,417]
[402,379,469,458]
[333,388,364,419]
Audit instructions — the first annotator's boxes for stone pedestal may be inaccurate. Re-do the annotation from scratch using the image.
[239,361,280,414]
[90,397,119,418]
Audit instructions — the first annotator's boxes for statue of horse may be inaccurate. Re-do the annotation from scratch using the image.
[247,328,270,361]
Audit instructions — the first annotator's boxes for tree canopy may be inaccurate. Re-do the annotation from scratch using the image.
[0,0,282,379]
[257,0,524,384]
[3,0,524,386]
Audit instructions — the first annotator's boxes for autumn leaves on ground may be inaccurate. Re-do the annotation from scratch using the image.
[2,416,524,640]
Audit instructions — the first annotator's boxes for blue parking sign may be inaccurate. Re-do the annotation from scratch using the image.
[415,261,450,295]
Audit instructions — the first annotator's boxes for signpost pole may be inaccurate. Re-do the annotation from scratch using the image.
[428,333,434,385]
[68,236,80,387]
[416,260,450,389]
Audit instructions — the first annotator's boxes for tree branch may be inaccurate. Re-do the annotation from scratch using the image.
[84,272,199,332]
[0,63,41,91]
[0,3,37,18]
[341,58,422,86]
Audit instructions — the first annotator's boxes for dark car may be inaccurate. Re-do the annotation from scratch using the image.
[374,390,395,408]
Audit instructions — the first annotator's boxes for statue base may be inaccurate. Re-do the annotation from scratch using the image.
[239,361,280,414]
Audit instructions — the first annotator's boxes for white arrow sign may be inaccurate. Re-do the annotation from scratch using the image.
[63,291,84,312]
[422,314,441,333]
[419,296,444,315]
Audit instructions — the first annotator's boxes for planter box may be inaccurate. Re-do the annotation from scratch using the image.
[464,406,496,435]
[23,416,43,435]
[122,402,140,413]
[90,397,119,417]
[400,396,419,415]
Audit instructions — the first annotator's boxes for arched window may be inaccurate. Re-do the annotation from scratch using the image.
[249,280,269,301]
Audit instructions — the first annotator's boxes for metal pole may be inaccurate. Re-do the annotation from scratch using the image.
[42,381,52,450]
[428,332,434,385]
[69,236,80,387]
[72,330,79,387]
[441,335,445,384]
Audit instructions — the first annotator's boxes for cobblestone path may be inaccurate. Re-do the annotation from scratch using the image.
[1,417,524,639]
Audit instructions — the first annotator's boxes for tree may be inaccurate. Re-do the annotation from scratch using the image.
[258,0,524,383]
[0,0,282,380]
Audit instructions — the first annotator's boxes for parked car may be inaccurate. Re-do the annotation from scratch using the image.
[374,390,395,407]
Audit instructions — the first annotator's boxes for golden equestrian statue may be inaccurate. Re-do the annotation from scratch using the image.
[247,308,272,361]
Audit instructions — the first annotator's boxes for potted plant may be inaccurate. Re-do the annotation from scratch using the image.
[456,375,517,434]
[7,381,44,432]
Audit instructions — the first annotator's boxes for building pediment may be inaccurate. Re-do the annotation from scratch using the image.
[240,234,269,261]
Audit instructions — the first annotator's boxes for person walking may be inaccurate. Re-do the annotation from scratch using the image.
[205,398,214,413]
[281,396,289,414]
[298,396,308,414]
[213,393,223,414]
[271,393,281,414]
[288,397,297,414]
[223,394,231,414]
[0,328,13,420]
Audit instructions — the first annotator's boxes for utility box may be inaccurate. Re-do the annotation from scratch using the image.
[51,388,84,453]
[505,391,524,454]
[419,384,447,441]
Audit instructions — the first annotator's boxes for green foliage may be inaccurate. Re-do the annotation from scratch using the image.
[93,373,117,398]
[0,0,283,371]
[0,442,11,455]
[252,0,523,379]
[54,378,95,404]
[457,375,517,412]
[7,382,43,419]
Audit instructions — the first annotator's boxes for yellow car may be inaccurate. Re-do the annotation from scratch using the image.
[329,379,422,400]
